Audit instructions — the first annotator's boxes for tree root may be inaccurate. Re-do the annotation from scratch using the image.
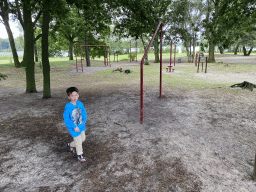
[230,81,256,91]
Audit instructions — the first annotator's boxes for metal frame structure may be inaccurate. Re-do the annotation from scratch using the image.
[130,39,138,63]
[167,40,177,72]
[74,45,110,72]
[140,21,163,124]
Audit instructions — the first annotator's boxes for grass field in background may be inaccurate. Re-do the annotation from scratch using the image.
[1,52,256,94]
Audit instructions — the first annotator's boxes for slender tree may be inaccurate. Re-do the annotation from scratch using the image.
[41,0,67,98]
[113,0,172,63]
[55,6,84,60]
[70,0,111,66]
[41,0,51,98]
[0,0,21,68]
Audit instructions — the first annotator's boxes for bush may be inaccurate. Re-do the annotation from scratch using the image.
[128,52,137,61]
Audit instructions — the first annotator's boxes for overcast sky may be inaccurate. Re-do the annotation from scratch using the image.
[0,21,20,39]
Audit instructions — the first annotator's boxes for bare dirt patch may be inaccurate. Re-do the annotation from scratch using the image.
[1,59,256,191]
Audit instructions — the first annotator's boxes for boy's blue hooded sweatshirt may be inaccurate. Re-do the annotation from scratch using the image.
[63,100,87,137]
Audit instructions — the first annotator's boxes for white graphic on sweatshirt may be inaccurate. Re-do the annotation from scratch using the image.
[71,108,83,126]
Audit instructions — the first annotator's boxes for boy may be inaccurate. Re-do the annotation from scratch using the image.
[63,87,87,162]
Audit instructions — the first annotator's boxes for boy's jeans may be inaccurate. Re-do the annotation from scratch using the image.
[70,131,86,155]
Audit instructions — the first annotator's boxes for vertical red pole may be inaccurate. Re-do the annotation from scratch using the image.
[130,40,131,63]
[160,23,162,99]
[75,46,78,72]
[174,45,176,66]
[140,59,144,124]
[205,57,208,73]
[106,47,108,66]
[136,40,138,62]
[170,40,172,66]
[80,46,83,72]
[104,47,106,67]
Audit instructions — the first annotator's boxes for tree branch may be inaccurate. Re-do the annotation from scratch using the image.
[33,10,42,27]
[15,0,24,28]
[34,33,42,42]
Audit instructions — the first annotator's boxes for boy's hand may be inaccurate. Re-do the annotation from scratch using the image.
[74,127,80,132]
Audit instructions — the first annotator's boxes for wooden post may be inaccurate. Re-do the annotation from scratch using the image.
[195,53,198,67]
[197,57,200,73]
[205,57,208,73]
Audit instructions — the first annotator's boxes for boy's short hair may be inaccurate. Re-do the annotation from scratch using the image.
[66,87,79,96]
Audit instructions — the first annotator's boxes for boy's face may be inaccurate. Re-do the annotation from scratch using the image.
[68,91,79,103]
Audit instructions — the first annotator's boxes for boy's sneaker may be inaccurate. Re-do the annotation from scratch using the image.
[67,143,76,154]
[77,155,87,162]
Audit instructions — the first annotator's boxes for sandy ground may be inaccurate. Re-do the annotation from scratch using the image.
[1,54,256,191]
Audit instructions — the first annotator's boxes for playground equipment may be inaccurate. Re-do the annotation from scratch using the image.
[197,55,208,73]
[140,21,163,124]
[166,40,176,72]
[130,39,138,62]
[195,53,204,67]
[74,45,110,72]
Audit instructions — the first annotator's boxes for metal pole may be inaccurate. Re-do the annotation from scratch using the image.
[107,47,108,66]
[104,47,106,67]
[205,57,208,73]
[170,40,172,66]
[75,46,78,72]
[140,21,162,124]
[160,23,163,99]
[136,40,137,62]
[140,59,144,124]
[197,57,200,73]
[130,40,131,63]
[80,46,83,72]
[174,45,176,66]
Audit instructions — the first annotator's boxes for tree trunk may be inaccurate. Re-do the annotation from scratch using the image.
[208,33,215,63]
[243,46,253,56]
[154,36,159,63]
[234,44,239,55]
[190,38,192,55]
[69,40,73,60]
[186,46,189,56]
[193,33,196,57]
[248,47,253,56]
[23,0,37,93]
[34,33,38,62]
[1,8,21,68]
[42,4,51,99]
[219,46,224,54]
[140,35,149,65]
[84,31,90,66]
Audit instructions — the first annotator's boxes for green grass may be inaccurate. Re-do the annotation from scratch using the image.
[1,53,256,95]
